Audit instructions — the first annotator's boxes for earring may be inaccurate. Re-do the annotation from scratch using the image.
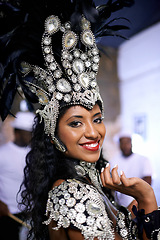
[53,137,67,153]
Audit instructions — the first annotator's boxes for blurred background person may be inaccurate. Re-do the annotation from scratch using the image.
[0,111,35,240]
[110,130,153,213]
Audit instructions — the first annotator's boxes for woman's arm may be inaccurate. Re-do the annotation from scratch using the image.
[49,222,123,240]
[101,164,158,240]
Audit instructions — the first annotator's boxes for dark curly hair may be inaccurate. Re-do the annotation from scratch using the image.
[20,105,110,240]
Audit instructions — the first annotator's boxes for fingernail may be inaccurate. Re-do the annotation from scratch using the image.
[101,167,104,173]
[114,164,118,168]
[120,170,123,176]
[106,163,109,168]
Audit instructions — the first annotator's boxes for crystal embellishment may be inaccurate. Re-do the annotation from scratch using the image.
[45,15,60,34]
[46,54,54,63]
[57,79,71,93]
[62,217,70,228]
[22,14,103,147]
[75,203,85,213]
[76,213,86,224]
[43,37,51,45]
[73,60,84,74]
[63,31,77,49]
[43,179,114,240]
[56,92,63,100]
[86,201,102,216]
[91,80,97,88]
[74,83,81,92]
[49,63,57,71]
[48,85,55,93]
[66,198,76,207]
[74,50,80,58]
[64,94,71,102]
[44,47,51,54]
[81,17,91,30]
[81,30,94,46]
[79,73,90,88]
[36,90,49,105]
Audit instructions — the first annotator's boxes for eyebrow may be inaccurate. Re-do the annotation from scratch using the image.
[66,111,102,122]
[66,115,82,122]
[94,112,102,117]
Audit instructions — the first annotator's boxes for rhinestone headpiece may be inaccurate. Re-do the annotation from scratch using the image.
[20,15,103,151]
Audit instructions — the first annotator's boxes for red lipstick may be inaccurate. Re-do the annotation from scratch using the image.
[80,141,100,151]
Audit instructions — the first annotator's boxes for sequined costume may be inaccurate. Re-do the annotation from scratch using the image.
[1,1,160,240]
[43,161,139,240]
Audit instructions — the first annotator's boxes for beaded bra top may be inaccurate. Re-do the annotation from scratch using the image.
[43,161,115,240]
[43,160,139,239]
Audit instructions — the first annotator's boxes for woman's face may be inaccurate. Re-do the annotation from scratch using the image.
[57,104,106,163]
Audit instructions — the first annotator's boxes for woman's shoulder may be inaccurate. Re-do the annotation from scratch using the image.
[52,179,66,188]
[50,178,90,195]
[44,178,114,239]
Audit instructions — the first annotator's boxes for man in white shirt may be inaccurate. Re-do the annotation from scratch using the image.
[0,111,35,240]
[110,131,152,212]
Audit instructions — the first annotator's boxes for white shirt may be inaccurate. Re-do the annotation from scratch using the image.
[110,152,153,207]
[0,142,30,213]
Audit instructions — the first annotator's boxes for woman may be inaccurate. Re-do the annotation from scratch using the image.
[22,103,158,240]
[0,0,159,239]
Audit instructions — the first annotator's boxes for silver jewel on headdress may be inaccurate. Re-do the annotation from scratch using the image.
[21,15,103,151]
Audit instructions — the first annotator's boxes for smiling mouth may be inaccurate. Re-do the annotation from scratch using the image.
[80,141,100,151]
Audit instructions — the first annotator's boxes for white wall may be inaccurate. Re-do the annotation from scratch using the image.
[117,22,160,204]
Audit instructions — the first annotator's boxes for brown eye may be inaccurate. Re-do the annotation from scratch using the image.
[68,121,82,128]
[93,117,103,124]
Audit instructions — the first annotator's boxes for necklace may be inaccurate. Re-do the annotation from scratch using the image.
[75,161,104,194]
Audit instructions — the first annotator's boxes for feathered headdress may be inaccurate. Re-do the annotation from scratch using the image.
[0,0,134,151]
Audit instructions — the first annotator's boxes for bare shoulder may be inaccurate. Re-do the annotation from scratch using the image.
[52,179,65,188]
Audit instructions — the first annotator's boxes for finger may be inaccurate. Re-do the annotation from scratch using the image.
[119,170,129,186]
[100,163,109,186]
[103,163,113,185]
[111,164,122,185]
[100,163,112,187]
[100,168,105,186]
[120,171,136,187]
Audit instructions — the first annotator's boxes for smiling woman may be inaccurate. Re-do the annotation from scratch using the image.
[0,0,160,240]
[22,101,159,240]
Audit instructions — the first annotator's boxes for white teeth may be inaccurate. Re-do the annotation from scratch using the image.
[85,143,98,147]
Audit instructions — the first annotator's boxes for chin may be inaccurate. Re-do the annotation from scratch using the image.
[65,148,101,163]
[79,152,100,163]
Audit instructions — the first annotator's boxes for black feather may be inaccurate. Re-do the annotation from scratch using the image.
[0,74,17,120]
[0,0,134,120]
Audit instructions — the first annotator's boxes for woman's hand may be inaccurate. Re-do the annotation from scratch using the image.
[100,163,158,214]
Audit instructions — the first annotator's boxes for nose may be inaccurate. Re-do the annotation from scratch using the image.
[84,121,99,139]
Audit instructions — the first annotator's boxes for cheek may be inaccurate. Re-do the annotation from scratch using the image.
[99,125,106,147]
[58,127,79,146]
[100,124,106,139]
[58,128,68,144]
[127,143,131,149]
